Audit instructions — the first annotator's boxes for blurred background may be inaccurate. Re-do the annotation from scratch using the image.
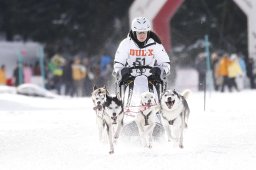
[0,0,255,96]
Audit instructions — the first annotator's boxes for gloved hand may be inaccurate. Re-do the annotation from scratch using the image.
[149,67,162,82]
[150,67,161,75]
[120,67,131,82]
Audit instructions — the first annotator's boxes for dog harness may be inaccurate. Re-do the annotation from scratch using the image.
[161,112,182,125]
[139,104,155,126]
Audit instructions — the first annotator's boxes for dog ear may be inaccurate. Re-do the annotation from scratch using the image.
[105,93,111,100]
[173,89,178,95]
[106,89,110,95]
[93,85,97,91]
[160,92,164,100]
[173,89,181,99]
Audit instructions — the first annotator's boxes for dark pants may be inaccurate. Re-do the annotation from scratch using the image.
[249,75,255,89]
[64,81,74,96]
[221,76,230,92]
[53,76,62,94]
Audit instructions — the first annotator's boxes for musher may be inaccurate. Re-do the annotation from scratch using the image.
[113,16,171,103]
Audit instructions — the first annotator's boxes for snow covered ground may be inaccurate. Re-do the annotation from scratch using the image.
[0,90,256,170]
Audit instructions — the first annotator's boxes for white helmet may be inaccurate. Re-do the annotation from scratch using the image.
[131,17,151,32]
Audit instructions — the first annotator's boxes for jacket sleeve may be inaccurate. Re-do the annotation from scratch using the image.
[113,39,129,74]
[154,43,171,74]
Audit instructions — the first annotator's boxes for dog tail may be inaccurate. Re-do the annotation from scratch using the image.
[181,89,192,100]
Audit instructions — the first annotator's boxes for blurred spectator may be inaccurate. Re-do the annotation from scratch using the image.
[63,58,74,96]
[216,54,230,92]
[195,53,206,91]
[211,52,222,91]
[13,65,19,86]
[227,54,242,92]
[72,57,86,97]
[23,63,33,83]
[237,53,247,90]
[48,53,65,94]
[0,64,7,85]
[211,52,221,91]
[51,53,66,67]
[100,53,112,73]
[247,57,255,89]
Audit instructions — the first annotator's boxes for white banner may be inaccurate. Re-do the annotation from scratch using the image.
[129,0,167,26]
[233,0,256,60]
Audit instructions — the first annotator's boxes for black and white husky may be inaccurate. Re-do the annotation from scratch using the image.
[136,91,160,148]
[91,85,108,142]
[160,89,190,148]
[103,93,124,154]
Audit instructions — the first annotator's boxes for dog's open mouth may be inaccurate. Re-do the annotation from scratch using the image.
[142,102,152,108]
[166,100,175,109]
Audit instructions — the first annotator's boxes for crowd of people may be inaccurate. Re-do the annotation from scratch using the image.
[1,50,255,96]
[0,52,114,97]
[1,39,256,96]
[195,51,255,92]
[45,53,114,97]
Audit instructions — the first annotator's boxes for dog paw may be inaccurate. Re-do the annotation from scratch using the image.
[109,150,114,154]
[179,144,184,149]
[148,144,152,149]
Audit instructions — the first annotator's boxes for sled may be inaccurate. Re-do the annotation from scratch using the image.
[114,66,168,140]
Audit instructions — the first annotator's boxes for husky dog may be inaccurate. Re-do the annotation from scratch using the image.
[136,91,160,148]
[91,85,108,141]
[103,93,124,154]
[160,89,190,148]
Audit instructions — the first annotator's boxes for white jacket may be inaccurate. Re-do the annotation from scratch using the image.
[114,34,170,77]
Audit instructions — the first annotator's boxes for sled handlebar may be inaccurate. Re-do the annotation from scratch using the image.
[128,65,153,70]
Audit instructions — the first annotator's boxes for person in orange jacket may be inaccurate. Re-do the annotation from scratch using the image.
[216,54,231,92]
[0,64,7,85]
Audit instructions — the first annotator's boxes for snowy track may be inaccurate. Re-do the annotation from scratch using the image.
[0,91,256,170]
